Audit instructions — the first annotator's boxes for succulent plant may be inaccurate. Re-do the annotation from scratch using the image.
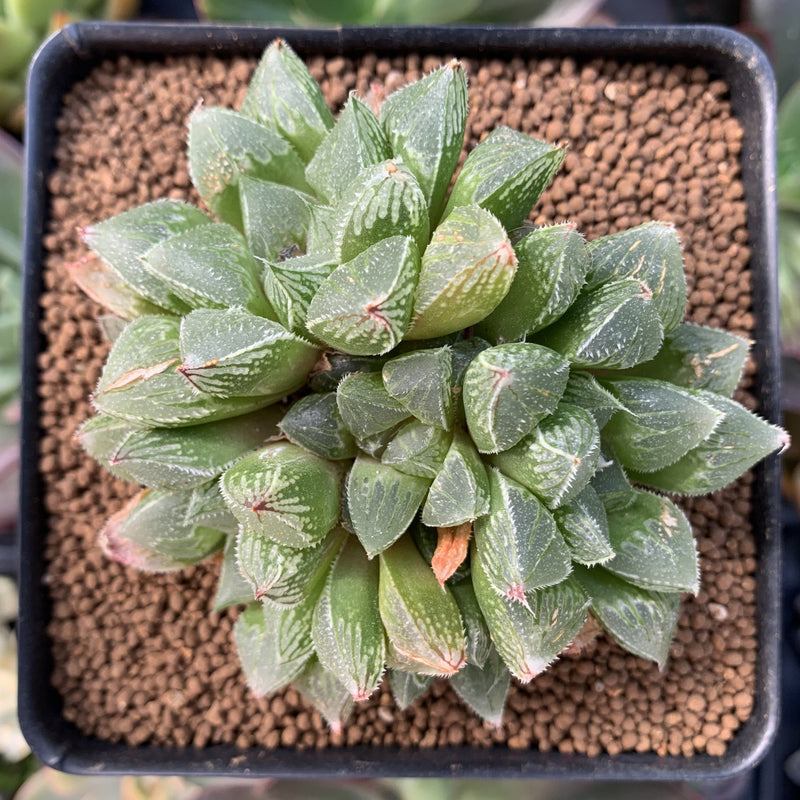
[72,39,787,732]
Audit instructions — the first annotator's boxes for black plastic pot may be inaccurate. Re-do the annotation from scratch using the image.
[19,22,781,779]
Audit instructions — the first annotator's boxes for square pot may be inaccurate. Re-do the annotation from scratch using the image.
[19,22,781,778]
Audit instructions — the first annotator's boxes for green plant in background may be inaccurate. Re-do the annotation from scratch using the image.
[195,0,572,26]
[71,39,787,730]
[0,0,137,132]
[0,131,21,531]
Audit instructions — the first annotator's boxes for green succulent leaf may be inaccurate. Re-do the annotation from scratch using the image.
[188,105,311,229]
[279,392,358,460]
[293,657,355,734]
[305,93,392,204]
[306,235,420,355]
[572,565,680,667]
[552,484,614,566]
[99,489,224,572]
[233,593,316,698]
[489,403,600,509]
[313,535,386,700]
[336,371,411,439]
[79,406,283,490]
[450,336,492,386]
[450,578,492,668]
[463,343,570,453]
[474,469,572,604]
[421,430,490,527]
[214,534,254,611]
[333,160,429,263]
[237,524,346,607]
[537,277,664,369]
[380,60,468,224]
[306,203,338,256]
[378,535,466,676]
[221,442,343,548]
[66,253,164,320]
[449,646,511,728]
[309,351,386,393]
[184,480,239,535]
[476,222,589,342]
[408,204,517,340]
[82,200,211,312]
[444,127,567,232]
[346,454,430,557]
[601,377,723,473]
[585,222,686,333]
[240,38,334,162]
[382,347,454,430]
[381,419,453,479]
[94,316,271,427]
[178,307,319,398]
[629,390,787,495]
[590,457,638,513]
[561,370,627,430]
[472,543,589,682]
[603,489,698,594]
[387,669,434,710]
[261,252,337,335]
[239,175,314,260]
[142,222,273,317]
[617,322,750,398]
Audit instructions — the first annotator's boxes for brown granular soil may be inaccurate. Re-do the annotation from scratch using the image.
[39,50,759,758]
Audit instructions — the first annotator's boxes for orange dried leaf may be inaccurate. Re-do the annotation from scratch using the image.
[432,522,471,586]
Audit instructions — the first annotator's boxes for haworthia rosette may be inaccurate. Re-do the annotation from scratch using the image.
[239,38,334,162]
[407,204,517,340]
[382,347,454,430]
[178,307,319,398]
[306,235,420,355]
[380,60,468,224]
[379,535,466,676]
[293,657,355,734]
[346,454,430,557]
[585,221,686,333]
[305,93,392,204]
[603,489,699,594]
[142,222,273,318]
[421,430,490,527]
[629,390,787,495]
[82,200,211,312]
[313,535,386,700]
[279,392,358,460]
[537,278,664,369]
[476,222,589,342]
[188,105,311,229]
[462,342,570,453]
[488,403,601,509]
[472,542,589,682]
[572,565,680,667]
[474,469,572,604]
[220,442,343,549]
[333,160,430,263]
[600,377,723,473]
[617,321,750,398]
[552,484,614,566]
[94,316,272,427]
[98,489,224,572]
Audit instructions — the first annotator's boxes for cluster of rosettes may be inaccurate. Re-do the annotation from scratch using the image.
[71,39,785,730]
